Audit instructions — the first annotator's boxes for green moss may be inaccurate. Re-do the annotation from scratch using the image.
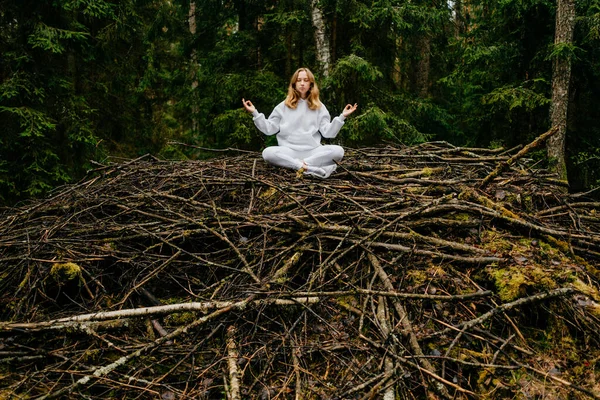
[427,264,446,277]
[165,312,196,325]
[490,267,528,301]
[407,269,428,287]
[259,187,278,200]
[50,262,81,283]
[522,194,534,211]
[489,265,557,301]
[421,167,434,177]
[449,212,472,221]
[335,295,359,309]
[82,348,100,363]
[543,236,570,254]
[480,230,514,253]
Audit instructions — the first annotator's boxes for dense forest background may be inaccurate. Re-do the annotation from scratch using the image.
[1,0,600,206]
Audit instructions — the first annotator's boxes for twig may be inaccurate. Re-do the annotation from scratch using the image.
[479,126,559,189]
[35,295,257,400]
[1,297,319,332]
[368,253,450,399]
[427,287,576,338]
[226,325,242,400]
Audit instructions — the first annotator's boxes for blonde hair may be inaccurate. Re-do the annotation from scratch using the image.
[284,67,322,110]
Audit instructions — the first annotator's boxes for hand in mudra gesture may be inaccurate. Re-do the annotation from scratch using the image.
[342,103,358,118]
[242,98,256,114]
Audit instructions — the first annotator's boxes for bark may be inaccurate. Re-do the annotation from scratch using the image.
[392,36,404,89]
[376,297,396,400]
[285,27,293,77]
[547,0,576,183]
[480,126,559,189]
[226,326,242,400]
[331,12,338,63]
[256,16,264,69]
[454,0,465,36]
[414,34,431,97]
[189,1,199,134]
[311,0,331,77]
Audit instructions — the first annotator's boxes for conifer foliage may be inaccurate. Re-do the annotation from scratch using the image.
[2,0,600,204]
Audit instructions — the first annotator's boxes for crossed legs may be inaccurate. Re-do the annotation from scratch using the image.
[262,145,344,178]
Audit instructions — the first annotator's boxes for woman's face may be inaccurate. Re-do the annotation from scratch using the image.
[295,70,311,99]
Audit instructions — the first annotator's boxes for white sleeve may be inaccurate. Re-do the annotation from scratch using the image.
[318,103,346,138]
[252,104,283,136]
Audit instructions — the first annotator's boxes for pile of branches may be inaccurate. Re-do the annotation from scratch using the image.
[1,133,600,399]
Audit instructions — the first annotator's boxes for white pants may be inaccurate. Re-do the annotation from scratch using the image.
[262,145,344,178]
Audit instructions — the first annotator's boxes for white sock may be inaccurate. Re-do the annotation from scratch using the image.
[304,165,327,178]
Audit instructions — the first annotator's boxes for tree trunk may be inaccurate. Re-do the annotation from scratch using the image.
[331,11,337,64]
[392,36,404,89]
[311,0,331,77]
[414,34,431,97]
[547,0,576,183]
[256,16,264,69]
[285,28,293,77]
[189,0,198,135]
[235,0,247,31]
[454,0,465,36]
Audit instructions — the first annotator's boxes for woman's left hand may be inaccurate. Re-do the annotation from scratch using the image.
[342,103,358,117]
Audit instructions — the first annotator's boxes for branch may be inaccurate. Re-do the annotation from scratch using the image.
[428,287,576,338]
[226,325,242,400]
[1,297,320,332]
[35,295,257,400]
[479,126,559,189]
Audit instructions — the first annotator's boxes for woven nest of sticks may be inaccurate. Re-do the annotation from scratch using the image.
[1,137,600,399]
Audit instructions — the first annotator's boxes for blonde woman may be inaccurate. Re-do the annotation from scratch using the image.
[242,67,357,178]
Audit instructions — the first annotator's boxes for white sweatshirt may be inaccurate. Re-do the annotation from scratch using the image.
[252,99,346,151]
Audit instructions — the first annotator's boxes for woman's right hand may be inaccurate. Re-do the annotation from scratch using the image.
[242,98,256,113]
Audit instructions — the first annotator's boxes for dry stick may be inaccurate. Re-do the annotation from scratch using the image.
[247,159,257,214]
[441,326,467,380]
[326,235,504,264]
[484,331,600,399]
[1,297,319,332]
[536,201,600,216]
[522,363,600,399]
[353,172,467,186]
[324,185,388,222]
[152,323,224,386]
[407,355,520,370]
[427,287,576,339]
[339,372,386,397]
[274,289,492,301]
[376,296,396,400]
[177,212,261,284]
[359,334,477,398]
[491,334,516,365]
[226,325,242,400]
[301,220,491,255]
[34,294,257,400]
[232,170,324,226]
[472,328,534,356]
[367,253,450,400]
[116,249,183,307]
[292,337,302,400]
[168,141,259,154]
[307,193,461,285]
[423,202,600,245]
[358,374,397,400]
[479,126,559,190]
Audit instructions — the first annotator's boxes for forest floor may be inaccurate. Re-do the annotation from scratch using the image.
[1,137,600,399]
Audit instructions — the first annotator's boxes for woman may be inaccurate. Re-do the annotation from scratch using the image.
[242,67,357,178]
